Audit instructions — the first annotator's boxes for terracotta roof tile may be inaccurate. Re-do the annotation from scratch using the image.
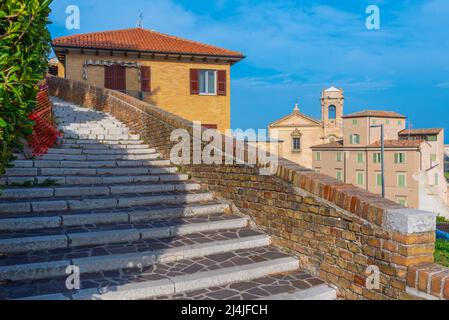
[342,110,406,119]
[52,28,244,58]
[368,140,422,148]
[311,140,344,149]
[399,128,443,135]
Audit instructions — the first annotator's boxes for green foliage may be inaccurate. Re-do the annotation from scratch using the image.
[0,0,52,175]
[435,239,449,267]
[437,216,449,223]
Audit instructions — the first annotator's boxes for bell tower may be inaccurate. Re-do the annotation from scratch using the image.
[321,86,344,141]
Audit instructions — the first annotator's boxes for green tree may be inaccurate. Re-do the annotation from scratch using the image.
[0,0,52,175]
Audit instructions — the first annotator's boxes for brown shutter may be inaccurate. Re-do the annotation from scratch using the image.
[115,65,126,93]
[104,65,115,89]
[141,66,151,93]
[217,70,226,96]
[190,69,199,95]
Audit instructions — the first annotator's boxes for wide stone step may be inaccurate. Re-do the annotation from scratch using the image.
[2,173,188,186]
[47,148,156,155]
[0,215,249,254]
[63,134,140,141]
[6,247,298,300]
[0,232,267,282]
[7,159,172,171]
[0,182,201,200]
[60,143,151,150]
[40,152,162,161]
[0,191,214,214]
[0,203,230,232]
[61,128,130,135]
[62,138,144,145]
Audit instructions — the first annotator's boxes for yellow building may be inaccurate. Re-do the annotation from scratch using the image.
[52,28,244,132]
[268,87,344,168]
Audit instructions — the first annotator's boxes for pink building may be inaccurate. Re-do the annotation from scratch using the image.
[311,110,448,215]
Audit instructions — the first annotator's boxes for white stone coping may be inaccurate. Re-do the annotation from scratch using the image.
[384,208,438,235]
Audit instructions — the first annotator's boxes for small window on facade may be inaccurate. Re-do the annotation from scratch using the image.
[386,119,390,125]
[199,70,216,94]
[397,173,407,188]
[336,151,343,162]
[292,137,301,151]
[394,153,406,164]
[397,197,408,207]
[356,152,364,163]
[373,153,381,164]
[428,135,437,142]
[398,120,402,126]
[315,151,321,161]
[376,173,383,186]
[356,171,365,185]
[431,154,437,162]
[435,173,439,186]
[372,119,377,125]
[352,119,358,125]
[336,169,343,181]
[350,134,360,144]
[328,105,336,120]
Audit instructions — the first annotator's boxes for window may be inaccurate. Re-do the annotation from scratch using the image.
[372,119,377,125]
[373,153,381,164]
[431,154,437,162]
[435,173,439,186]
[386,119,390,125]
[356,152,365,163]
[199,70,216,94]
[394,153,406,164]
[397,197,408,207]
[336,151,343,162]
[356,171,365,186]
[376,172,383,186]
[328,105,336,120]
[292,137,301,151]
[336,169,343,181]
[140,66,151,93]
[352,119,358,125]
[398,120,402,126]
[315,151,321,161]
[428,135,437,142]
[397,173,407,188]
[350,134,360,144]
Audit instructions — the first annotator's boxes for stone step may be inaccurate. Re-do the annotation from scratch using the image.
[63,134,140,141]
[61,128,130,135]
[259,284,337,300]
[40,152,162,161]
[0,216,249,254]
[47,148,156,155]
[0,182,201,200]
[0,203,229,231]
[60,143,151,150]
[0,232,267,282]
[62,139,144,145]
[0,191,214,214]
[2,173,188,186]
[8,159,172,170]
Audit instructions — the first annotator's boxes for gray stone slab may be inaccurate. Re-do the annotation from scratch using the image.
[32,200,68,212]
[0,234,68,253]
[0,260,70,281]
[62,212,129,227]
[68,229,141,247]
[0,216,61,231]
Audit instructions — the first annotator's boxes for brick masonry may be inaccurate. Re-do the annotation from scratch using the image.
[47,76,449,300]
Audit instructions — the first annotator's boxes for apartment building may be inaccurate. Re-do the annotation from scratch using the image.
[311,110,447,213]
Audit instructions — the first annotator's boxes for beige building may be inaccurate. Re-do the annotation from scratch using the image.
[311,110,448,214]
[52,28,245,132]
[267,87,344,168]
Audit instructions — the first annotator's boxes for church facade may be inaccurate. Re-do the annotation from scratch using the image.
[268,87,344,168]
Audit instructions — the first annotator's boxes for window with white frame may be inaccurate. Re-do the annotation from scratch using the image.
[394,153,406,164]
[373,153,381,164]
[350,134,360,144]
[292,137,301,151]
[199,70,216,94]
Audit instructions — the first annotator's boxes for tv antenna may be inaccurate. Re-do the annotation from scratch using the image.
[136,12,143,28]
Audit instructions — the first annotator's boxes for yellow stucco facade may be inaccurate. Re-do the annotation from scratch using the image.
[58,52,232,132]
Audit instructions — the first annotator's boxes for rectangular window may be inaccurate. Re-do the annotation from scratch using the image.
[394,153,406,164]
[428,135,437,142]
[292,137,301,151]
[373,153,381,164]
[431,154,437,162]
[336,151,343,162]
[386,119,390,125]
[352,119,358,125]
[356,152,364,164]
[398,120,402,126]
[315,151,321,161]
[140,66,151,93]
[356,171,365,185]
[397,197,408,207]
[350,134,360,144]
[199,70,216,94]
[397,173,407,188]
[435,173,439,186]
[376,172,383,186]
[336,170,343,181]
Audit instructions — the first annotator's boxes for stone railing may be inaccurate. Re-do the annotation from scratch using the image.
[47,76,449,300]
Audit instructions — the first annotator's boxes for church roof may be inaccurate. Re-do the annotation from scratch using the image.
[269,105,321,128]
[324,86,341,92]
[342,110,406,119]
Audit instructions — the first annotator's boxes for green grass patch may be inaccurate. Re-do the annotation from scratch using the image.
[435,239,449,267]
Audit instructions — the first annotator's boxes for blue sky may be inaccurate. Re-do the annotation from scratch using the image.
[49,0,449,141]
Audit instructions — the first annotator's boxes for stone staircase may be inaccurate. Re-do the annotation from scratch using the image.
[0,98,336,300]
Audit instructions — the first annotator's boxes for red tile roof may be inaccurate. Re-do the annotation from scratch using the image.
[399,128,443,135]
[368,140,422,148]
[342,110,406,119]
[311,140,344,149]
[52,28,244,58]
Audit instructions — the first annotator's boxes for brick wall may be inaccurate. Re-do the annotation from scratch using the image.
[48,76,449,300]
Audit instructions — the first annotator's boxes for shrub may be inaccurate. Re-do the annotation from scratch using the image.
[0,0,52,175]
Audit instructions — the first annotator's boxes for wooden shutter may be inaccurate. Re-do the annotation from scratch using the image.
[217,70,226,96]
[104,65,115,89]
[115,65,126,93]
[141,66,151,93]
[190,69,199,95]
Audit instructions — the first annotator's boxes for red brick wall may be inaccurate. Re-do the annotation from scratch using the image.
[48,76,448,300]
